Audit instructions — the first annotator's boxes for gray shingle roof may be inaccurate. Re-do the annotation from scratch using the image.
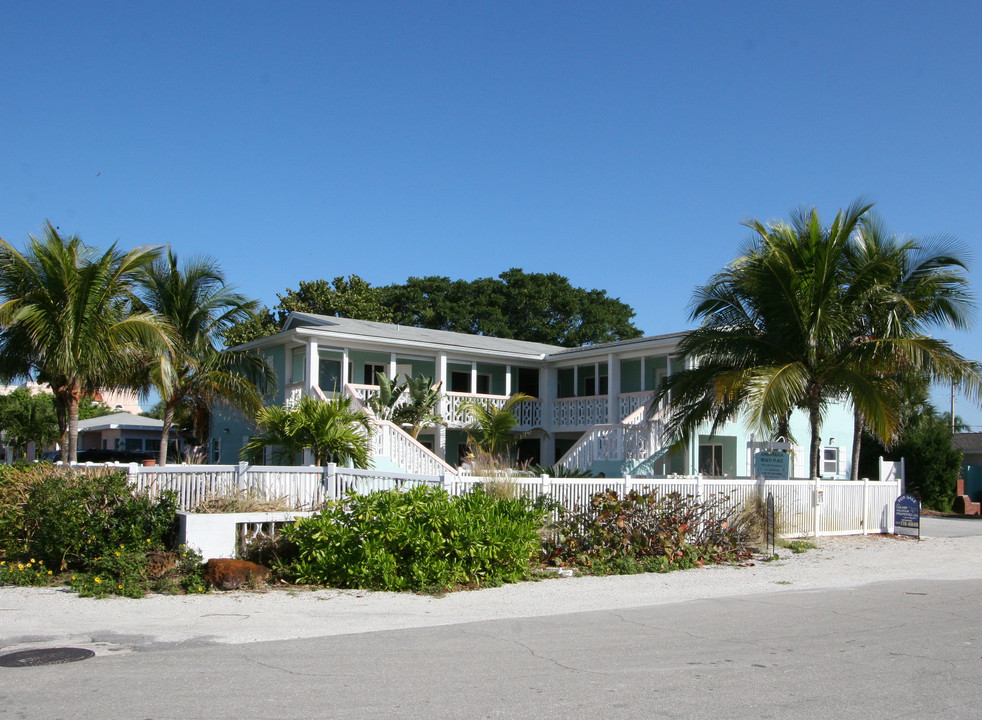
[76,412,163,432]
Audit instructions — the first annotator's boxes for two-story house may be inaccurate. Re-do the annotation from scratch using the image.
[211,313,854,479]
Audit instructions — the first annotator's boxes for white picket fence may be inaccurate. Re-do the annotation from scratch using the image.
[113,462,903,539]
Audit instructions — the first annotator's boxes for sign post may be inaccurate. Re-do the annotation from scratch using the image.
[766,492,775,556]
[894,494,921,539]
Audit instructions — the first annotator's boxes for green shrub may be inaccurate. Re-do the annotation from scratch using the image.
[0,465,207,598]
[282,485,548,591]
[21,470,177,571]
[543,489,751,574]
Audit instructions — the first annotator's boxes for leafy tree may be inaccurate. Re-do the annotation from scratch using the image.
[278,275,393,324]
[382,269,642,346]
[138,250,275,465]
[0,388,59,457]
[459,393,531,459]
[78,397,116,420]
[222,269,643,347]
[220,307,277,347]
[858,385,962,510]
[656,201,979,479]
[242,395,372,467]
[0,223,168,462]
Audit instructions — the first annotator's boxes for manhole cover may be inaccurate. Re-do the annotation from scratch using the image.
[0,647,95,667]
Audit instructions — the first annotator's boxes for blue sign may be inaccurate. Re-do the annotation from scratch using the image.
[894,494,920,538]
[755,451,790,480]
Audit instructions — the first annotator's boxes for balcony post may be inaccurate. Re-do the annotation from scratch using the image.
[305,339,319,397]
[435,352,448,459]
[607,353,619,423]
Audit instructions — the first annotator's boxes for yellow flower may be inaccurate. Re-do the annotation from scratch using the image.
[115,551,121,557]
[29,558,34,563]
[145,539,151,543]
[119,544,125,549]
[94,577,102,584]
[117,585,123,590]
[17,564,23,570]
[197,587,203,592]
[71,576,77,581]
[47,570,52,575]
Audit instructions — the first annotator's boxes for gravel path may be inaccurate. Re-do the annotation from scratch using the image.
[3,532,981,653]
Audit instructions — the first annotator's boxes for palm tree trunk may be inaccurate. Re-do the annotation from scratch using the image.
[850,408,863,481]
[67,391,80,464]
[54,393,69,463]
[808,400,822,480]
[159,402,175,466]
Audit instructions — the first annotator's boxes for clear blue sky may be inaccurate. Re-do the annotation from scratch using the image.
[2,1,980,426]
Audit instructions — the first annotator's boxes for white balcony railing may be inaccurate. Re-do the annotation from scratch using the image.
[551,396,608,428]
[444,392,542,428]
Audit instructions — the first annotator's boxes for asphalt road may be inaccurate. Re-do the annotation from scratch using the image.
[922,515,982,538]
[3,577,980,720]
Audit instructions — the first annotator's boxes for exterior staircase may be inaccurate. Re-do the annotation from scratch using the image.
[556,401,669,477]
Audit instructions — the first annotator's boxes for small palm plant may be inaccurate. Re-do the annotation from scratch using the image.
[392,375,444,439]
[459,393,531,460]
[242,395,373,468]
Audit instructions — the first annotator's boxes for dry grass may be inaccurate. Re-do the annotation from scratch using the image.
[191,488,291,513]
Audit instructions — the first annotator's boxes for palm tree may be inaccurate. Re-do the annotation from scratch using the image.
[459,393,531,460]
[139,250,275,465]
[656,201,980,479]
[0,223,168,462]
[842,215,979,477]
[242,395,372,467]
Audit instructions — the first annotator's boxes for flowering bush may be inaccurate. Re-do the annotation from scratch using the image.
[543,490,752,574]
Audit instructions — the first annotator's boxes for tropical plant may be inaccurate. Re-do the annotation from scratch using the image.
[459,393,531,459]
[0,388,59,458]
[655,201,979,479]
[366,372,407,421]
[138,250,274,465]
[0,223,168,462]
[242,395,373,467]
[391,375,444,438]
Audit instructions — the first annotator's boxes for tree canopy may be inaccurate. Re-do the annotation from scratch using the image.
[223,269,643,347]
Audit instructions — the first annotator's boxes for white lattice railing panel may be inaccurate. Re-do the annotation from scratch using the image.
[617,392,654,421]
[443,394,542,428]
[284,383,306,409]
[552,396,609,428]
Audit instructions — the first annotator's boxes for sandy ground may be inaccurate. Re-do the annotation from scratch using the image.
[4,530,982,656]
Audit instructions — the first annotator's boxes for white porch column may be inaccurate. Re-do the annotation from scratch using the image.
[389,353,397,380]
[607,353,619,423]
[505,365,512,396]
[340,348,349,390]
[435,352,448,460]
[541,365,556,466]
[470,362,478,394]
[305,340,319,395]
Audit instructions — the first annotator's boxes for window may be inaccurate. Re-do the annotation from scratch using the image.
[822,447,840,476]
[211,438,221,463]
[364,363,386,385]
[699,444,724,477]
[319,359,342,393]
[291,349,305,383]
[450,371,491,394]
[583,375,609,396]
